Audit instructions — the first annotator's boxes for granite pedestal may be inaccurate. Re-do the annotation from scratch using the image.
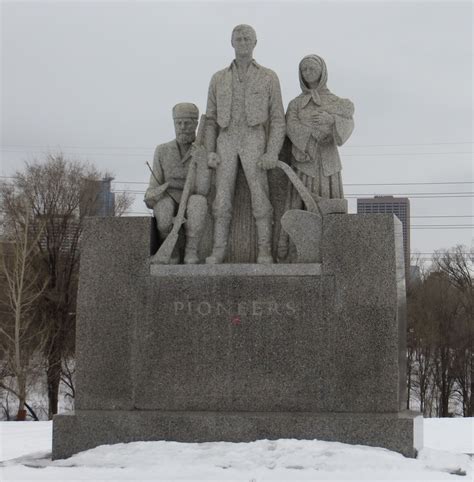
[53,215,422,458]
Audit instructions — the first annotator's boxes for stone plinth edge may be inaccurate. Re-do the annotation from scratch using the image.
[53,410,422,460]
[150,263,322,277]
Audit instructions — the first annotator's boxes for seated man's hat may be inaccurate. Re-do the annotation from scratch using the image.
[172,103,199,119]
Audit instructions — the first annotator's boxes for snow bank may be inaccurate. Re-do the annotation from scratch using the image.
[424,418,473,454]
[1,419,472,481]
[0,421,52,461]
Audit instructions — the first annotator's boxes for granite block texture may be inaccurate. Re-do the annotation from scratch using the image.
[135,272,335,412]
[53,214,420,459]
[74,217,150,411]
[322,214,407,412]
[54,410,422,459]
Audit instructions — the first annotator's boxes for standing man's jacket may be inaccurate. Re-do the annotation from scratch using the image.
[205,60,286,157]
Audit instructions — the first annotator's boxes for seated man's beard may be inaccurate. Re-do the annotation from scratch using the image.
[177,132,196,144]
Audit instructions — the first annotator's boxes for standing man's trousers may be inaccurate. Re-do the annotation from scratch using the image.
[213,125,273,221]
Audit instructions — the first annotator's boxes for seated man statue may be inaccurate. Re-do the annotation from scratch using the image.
[144,103,210,264]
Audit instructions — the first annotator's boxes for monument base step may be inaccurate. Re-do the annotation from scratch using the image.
[53,410,422,459]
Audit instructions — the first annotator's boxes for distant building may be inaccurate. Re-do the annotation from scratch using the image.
[409,265,421,285]
[81,177,116,217]
[357,196,410,277]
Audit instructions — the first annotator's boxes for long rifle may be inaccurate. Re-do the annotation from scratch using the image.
[151,114,207,264]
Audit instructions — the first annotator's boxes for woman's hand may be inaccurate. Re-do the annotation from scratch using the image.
[311,111,334,127]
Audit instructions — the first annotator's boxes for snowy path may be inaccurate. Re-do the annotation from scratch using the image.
[0,418,472,481]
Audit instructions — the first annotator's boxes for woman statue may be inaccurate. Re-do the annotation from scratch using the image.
[278,54,354,260]
[286,54,354,203]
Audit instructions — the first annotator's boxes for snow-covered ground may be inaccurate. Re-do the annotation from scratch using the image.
[0,418,472,481]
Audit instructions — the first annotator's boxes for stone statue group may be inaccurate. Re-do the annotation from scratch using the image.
[144,24,354,265]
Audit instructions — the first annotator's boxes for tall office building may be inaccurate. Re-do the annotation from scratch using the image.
[81,177,116,217]
[357,196,410,276]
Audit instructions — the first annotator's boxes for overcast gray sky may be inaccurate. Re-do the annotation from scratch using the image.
[1,0,473,256]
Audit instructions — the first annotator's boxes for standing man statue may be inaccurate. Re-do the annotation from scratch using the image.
[204,24,286,264]
[144,103,210,264]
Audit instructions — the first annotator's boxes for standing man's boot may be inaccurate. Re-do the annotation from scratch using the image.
[206,216,231,264]
[256,218,274,264]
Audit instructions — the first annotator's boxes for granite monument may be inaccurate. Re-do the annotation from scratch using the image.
[52,25,422,460]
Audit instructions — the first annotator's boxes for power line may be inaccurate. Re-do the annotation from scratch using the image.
[1,175,473,187]
[351,192,474,196]
[411,215,473,218]
[415,255,472,257]
[3,149,472,158]
[347,195,473,199]
[345,182,474,186]
[345,141,474,148]
[113,189,474,195]
[411,224,474,227]
[411,227,473,229]
[110,180,474,186]
[3,175,474,199]
[415,252,472,255]
[126,211,474,219]
[343,152,472,157]
[116,189,474,199]
[2,141,473,150]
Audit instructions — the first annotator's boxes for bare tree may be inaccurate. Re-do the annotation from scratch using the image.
[0,204,48,420]
[114,191,134,216]
[407,267,437,415]
[433,246,473,416]
[427,272,462,416]
[1,153,133,418]
[24,155,98,418]
[1,155,134,418]
[60,357,75,401]
[407,249,472,417]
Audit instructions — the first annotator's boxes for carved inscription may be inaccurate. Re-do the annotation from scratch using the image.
[173,300,297,317]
